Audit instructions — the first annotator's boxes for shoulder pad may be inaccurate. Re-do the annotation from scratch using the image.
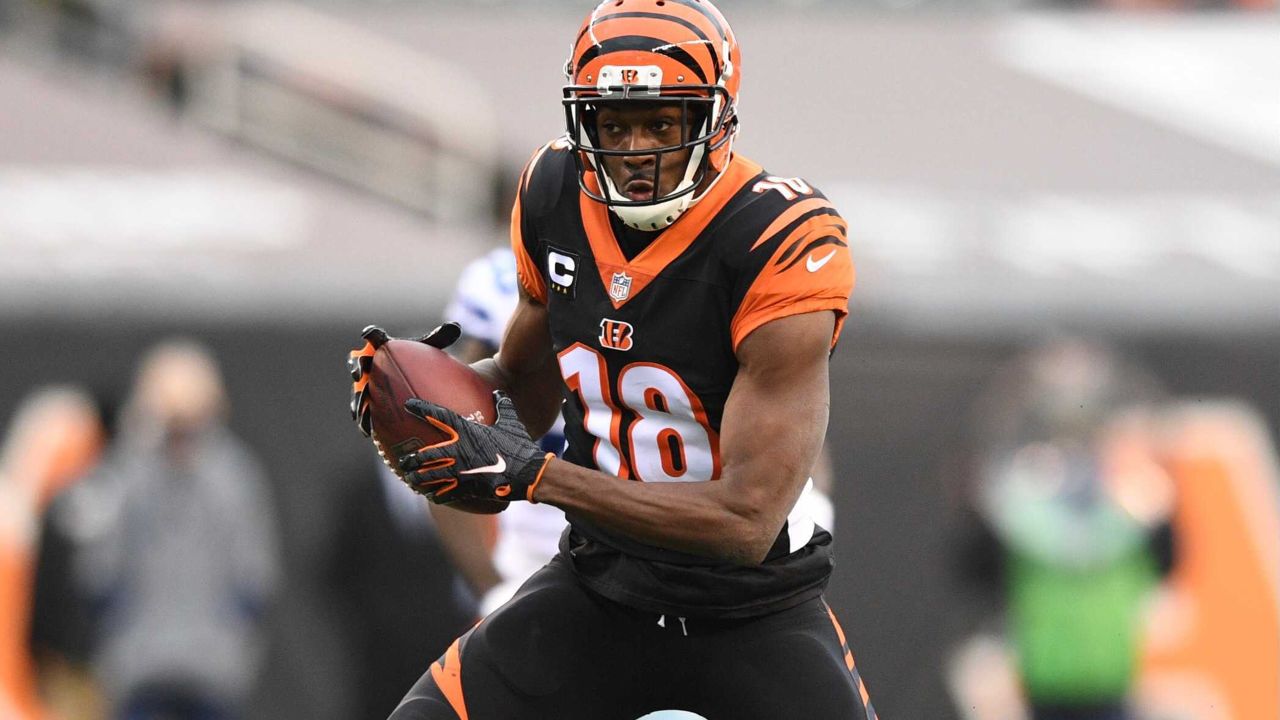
[714,174,843,265]
[518,137,576,219]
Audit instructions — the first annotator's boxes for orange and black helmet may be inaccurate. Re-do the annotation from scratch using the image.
[563,0,742,230]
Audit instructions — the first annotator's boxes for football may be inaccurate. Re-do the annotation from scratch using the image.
[366,339,507,514]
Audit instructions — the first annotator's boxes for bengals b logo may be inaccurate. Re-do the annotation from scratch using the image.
[599,319,634,351]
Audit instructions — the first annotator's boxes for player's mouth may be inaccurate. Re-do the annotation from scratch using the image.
[623,178,656,202]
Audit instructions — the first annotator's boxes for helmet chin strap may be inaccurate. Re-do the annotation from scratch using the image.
[608,122,738,232]
[604,142,706,231]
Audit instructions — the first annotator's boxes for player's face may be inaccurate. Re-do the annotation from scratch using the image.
[594,103,695,203]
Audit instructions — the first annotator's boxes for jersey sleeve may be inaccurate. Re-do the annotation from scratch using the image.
[729,194,854,352]
[511,139,570,305]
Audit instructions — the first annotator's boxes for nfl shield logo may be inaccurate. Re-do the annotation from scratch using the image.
[609,272,633,302]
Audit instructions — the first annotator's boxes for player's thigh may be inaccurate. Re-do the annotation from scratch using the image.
[387,668,461,720]
[391,557,654,720]
[687,598,877,720]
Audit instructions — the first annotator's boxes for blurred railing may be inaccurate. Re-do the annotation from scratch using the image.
[0,0,502,222]
[182,3,498,221]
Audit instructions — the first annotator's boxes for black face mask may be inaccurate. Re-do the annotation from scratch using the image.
[563,88,734,210]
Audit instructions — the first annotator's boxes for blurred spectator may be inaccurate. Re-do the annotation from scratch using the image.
[953,338,1175,720]
[323,456,479,720]
[1135,400,1280,720]
[1,387,104,720]
[46,340,280,720]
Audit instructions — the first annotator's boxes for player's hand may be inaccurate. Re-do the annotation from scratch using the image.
[348,323,463,437]
[397,391,554,504]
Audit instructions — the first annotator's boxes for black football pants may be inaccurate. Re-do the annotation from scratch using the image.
[387,556,877,720]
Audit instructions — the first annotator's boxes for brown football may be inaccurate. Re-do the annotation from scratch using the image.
[366,339,507,514]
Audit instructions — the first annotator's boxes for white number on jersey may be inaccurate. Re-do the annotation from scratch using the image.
[751,176,814,201]
[558,344,718,482]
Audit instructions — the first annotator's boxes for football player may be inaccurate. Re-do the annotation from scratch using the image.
[433,246,838,617]
[353,1,876,717]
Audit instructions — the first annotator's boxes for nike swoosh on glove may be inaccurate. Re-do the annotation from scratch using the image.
[398,390,554,504]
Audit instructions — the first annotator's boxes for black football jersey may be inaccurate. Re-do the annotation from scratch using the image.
[511,139,854,619]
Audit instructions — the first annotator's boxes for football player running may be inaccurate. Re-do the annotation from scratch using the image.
[356,1,877,717]
[432,246,839,619]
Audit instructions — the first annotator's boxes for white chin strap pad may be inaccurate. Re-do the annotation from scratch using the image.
[605,140,707,231]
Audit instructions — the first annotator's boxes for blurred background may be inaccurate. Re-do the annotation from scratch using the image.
[1,0,1277,718]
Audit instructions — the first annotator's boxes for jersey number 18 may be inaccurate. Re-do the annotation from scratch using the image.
[559,343,719,483]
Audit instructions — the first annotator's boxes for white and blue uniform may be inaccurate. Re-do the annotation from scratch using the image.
[443,248,520,355]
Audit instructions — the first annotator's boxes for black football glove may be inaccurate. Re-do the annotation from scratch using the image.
[398,391,554,504]
[348,322,462,437]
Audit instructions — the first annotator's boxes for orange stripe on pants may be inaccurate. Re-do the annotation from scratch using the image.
[429,638,469,720]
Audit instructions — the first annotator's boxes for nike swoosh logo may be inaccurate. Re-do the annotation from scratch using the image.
[806,249,838,273]
[460,454,506,475]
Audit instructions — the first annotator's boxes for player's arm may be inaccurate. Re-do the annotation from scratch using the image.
[467,286,562,439]
[535,310,833,565]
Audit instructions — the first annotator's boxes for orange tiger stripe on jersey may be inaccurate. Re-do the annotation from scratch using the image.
[429,637,469,720]
[772,216,848,269]
[579,155,763,309]
[750,198,837,251]
[731,216,853,352]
